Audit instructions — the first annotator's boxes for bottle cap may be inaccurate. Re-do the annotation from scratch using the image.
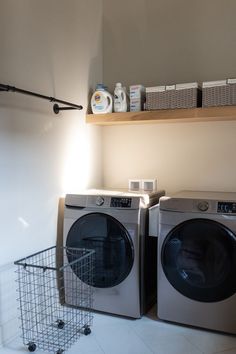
[96,83,107,90]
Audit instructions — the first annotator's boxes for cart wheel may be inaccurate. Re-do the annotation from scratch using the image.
[57,320,65,329]
[84,326,91,335]
[28,342,36,352]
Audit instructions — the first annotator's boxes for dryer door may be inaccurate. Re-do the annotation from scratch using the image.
[161,218,236,302]
[66,212,134,288]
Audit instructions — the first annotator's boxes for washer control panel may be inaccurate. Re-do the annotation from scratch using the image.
[197,201,209,212]
[95,196,105,206]
[110,197,132,208]
[217,202,236,214]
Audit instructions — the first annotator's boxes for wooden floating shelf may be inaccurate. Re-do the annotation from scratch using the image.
[86,106,236,126]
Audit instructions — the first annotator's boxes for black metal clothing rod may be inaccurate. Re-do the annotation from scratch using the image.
[0,83,83,113]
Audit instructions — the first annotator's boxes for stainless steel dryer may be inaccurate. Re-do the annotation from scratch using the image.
[158,190,236,334]
[63,189,164,318]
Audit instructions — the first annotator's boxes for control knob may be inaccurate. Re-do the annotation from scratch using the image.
[96,196,104,206]
[198,201,209,212]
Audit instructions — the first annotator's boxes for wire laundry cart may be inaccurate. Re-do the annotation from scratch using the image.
[14,246,94,354]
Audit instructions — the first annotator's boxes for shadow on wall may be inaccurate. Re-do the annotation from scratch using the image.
[0,197,65,348]
[56,197,65,249]
[0,263,20,347]
[87,53,103,114]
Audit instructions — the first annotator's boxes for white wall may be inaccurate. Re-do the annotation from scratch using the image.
[0,0,103,346]
[102,0,236,193]
[102,121,236,193]
[1,0,236,347]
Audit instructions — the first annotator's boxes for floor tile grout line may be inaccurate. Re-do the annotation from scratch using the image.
[181,334,207,354]
[141,331,206,354]
[182,333,236,354]
[1,311,236,354]
[130,321,207,354]
[125,322,156,354]
[93,320,155,354]
[91,333,106,354]
[212,345,236,354]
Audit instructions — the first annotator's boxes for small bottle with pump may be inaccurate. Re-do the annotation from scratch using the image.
[114,83,129,112]
[91,84,113,114]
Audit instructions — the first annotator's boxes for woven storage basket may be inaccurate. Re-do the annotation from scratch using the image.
[146,83,200,110]
[146,90,174,110]
[230,83,236,105]
[175,87,201,109]
[202,83,231,107]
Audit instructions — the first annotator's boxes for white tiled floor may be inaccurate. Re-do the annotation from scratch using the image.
[1,305,236,354]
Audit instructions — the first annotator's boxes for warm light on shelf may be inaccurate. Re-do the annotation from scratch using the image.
[86,106,236,126]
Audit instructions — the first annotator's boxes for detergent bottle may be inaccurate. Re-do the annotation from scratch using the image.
[91,84,113,114]
[114,82,129,112]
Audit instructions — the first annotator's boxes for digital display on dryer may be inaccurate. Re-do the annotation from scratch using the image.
[110,197,132,208]
[217,202,236,213]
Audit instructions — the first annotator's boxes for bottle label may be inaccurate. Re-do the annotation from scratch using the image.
[94,91,102,103]
[92,90,112,113]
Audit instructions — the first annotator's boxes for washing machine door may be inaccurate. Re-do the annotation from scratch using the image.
[161,218,236,302]
[66,212,134,288]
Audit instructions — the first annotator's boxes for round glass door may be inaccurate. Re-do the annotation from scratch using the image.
[66,212,134,288]
[162,218,236,302]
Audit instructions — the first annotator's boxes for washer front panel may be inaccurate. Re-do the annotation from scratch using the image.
[161,218,236,302]
[66,212,134,288]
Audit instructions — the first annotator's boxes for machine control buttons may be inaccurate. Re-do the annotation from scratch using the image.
[198,201,209,212]
[96,196,105,206]
[217,202,236,213]
[110,197,132,208]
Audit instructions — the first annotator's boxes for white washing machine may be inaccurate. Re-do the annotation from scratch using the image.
[63,189,165,318]
[158,190,236,334]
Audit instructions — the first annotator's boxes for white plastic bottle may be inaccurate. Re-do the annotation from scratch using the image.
[114,83,129,112]
[91,84,113,114]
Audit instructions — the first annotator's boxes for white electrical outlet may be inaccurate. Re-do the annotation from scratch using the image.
[128,179,142,191]
[141,179,157,191]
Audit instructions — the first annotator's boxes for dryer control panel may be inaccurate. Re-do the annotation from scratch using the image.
[110,197,132,208]
[217,202,236,214]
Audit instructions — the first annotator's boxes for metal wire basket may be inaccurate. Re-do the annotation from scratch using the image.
[14,246,95,354]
